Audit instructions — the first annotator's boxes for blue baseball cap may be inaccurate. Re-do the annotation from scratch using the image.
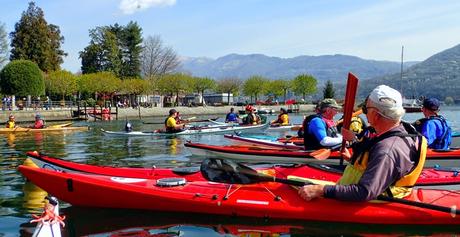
[422,98,440,111]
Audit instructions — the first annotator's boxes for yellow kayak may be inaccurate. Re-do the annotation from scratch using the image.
[0,125,89,134]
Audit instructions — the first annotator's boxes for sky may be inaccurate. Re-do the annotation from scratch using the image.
[1,0,460,73]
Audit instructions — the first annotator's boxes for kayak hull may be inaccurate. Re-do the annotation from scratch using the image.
[18,165,460,225]
[102,123,269,136]
[185,142,460,163]
[0,126,89,133]
[25,151,460,187]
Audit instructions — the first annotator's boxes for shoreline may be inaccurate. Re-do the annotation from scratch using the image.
[0,104,316,123]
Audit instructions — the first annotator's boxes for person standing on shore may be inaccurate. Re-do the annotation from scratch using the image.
[413,98,452,150]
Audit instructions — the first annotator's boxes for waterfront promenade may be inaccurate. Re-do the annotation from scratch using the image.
[0,104,316,123]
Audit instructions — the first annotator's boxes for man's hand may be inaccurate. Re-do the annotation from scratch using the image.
[341,128,356,142]
[298,184,325,201]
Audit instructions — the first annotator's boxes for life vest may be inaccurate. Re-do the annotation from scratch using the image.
[413,115,451,150]
[338,122,427,198]
[34,120,45,129]
[242,113,260,125]
[274,113,289,125]
[226,112,239,122]
[6,121,15,128]
[302,114,339,150]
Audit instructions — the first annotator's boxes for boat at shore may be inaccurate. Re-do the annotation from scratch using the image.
[18,162,460,225]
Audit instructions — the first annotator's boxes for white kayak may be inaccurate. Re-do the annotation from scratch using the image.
[208,119,301,131]
[101,123,269,136]
[32,196,63,237]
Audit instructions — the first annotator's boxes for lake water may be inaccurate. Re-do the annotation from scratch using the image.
[2,108,460,236]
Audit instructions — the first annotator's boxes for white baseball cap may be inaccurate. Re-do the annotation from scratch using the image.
[368,85,404,120]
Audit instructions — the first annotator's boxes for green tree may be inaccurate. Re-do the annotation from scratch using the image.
[265,79,291,103]
[323,80,335,99]
[0,22,8,69]
[120,78,149,107]
[217,78,241,105]
[191,77,216,105]
[292,74,317,101]
[9,2,66,72]
[80,22,142,78]
[243,75,268,103]
[157,73,191,106]
[0,60,44,97]
[77,72,121,100]
[45,70,77,102]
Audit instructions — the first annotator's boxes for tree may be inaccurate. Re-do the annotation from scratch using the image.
[242,75,268,103]
[0,60,44,97]
[323,80,335,99]
[77,72,121,101]
[80,22,143,78]
[45,70,77,102]
[292,74,317,101]
[9,2,66,72]
[265,79,290,103]
[156,73,191,106]
[141,35,180,78]
[217,78,241,105]
[190,77,216,105]
[0,22,8,69]
[120,78,149,107]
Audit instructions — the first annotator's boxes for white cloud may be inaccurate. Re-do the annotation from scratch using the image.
[119,0,176,14]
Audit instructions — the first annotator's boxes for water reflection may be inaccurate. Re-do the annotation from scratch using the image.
[22,181,47,213]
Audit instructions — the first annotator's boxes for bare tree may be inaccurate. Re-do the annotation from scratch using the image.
[141,35,180,78]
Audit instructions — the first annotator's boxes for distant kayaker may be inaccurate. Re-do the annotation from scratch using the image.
[301,98,343,150]
[413,98,451,150]
[165,109,185,133]
[241,105,261,125]
[270,108,289,126]
[32,114,45,129]
[225,107,239,123]
[125,120,133,132]
[5,114,16,128]
[299,85,427,202]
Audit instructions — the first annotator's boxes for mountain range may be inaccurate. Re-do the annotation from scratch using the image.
[179,54,417,83]
[179,43,460,100]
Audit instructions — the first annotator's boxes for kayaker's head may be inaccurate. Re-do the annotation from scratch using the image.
[280,108,287,114]
[35,114,41,120]
[230,107,234,112]
[125,121,133,132]
[422,98,440,116]
[318,98,341,119]
[8,114,14,121]
[364,85,404,130]
[169,109,177,116]
[245,105,254,113]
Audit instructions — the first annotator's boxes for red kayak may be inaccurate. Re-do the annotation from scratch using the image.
[185,142,460,163]
[25,151,460,187]
[18,163,460,225]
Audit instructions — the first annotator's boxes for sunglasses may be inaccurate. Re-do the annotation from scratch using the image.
[362,104,378,114]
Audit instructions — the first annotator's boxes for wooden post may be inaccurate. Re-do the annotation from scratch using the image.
[116,106,118,120]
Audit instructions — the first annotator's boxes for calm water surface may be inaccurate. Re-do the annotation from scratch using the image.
[2,109,460,236]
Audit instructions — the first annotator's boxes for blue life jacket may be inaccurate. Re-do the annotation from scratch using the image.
[413,115,451,150]
[226,112,238,122]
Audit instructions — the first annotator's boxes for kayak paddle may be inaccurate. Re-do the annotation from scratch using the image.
[201,158,460,216]
[339,72,359,165]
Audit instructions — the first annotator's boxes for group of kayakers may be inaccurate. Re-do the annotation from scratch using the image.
[5,114,46,129]
[298,85,452,202]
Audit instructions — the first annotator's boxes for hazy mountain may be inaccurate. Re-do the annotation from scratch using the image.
[358,43,460,100]
[179,53,418,83]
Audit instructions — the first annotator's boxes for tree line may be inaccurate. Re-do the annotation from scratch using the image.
[0,1,329,106]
